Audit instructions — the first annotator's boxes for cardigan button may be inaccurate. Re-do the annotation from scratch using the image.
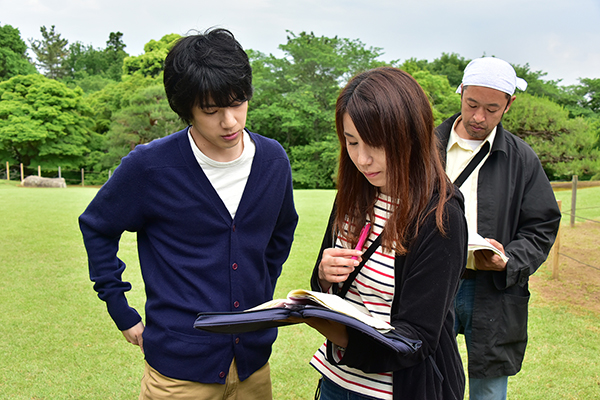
[232,224,236,232]
[219,371,226,379]
[233,301,240,308]
[235,337,240,344]
[232,263,238,270]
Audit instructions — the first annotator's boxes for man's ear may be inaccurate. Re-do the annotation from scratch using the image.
[504,95,516,114]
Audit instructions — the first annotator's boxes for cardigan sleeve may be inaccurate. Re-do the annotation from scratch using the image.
[336,195,467,373]
[263,157,299,291]
[78,150,147,331]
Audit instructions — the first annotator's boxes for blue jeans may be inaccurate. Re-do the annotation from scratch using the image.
[318,378,380,400]
[455,279,508,400]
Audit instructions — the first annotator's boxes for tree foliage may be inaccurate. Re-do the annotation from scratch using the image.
[3,25,600,185]
[0,24,37,81]
[410,69,461,125]
[104,32,128,80]
[84,74,171,169]
[249,31,389,148]
[503,93,600,180]
[0,74,95,171]
[87,75,160,133]
[100,84,181,167]
[400,53,470,89]
[289,140,339,189]
[60,31,129,93]
[247,31,390,188]
[577,78,600,114]
[29,25,69,79]
[426,52,470,88]
[63,42,106,77]
[122,33,181,78]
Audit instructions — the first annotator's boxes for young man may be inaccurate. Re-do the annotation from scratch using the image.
[79,28,298,399]
[435,57,561,400]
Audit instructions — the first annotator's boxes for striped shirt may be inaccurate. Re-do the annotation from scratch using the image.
[310,195,396,399]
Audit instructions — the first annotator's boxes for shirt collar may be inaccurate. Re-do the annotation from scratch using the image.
[448,116,497,152]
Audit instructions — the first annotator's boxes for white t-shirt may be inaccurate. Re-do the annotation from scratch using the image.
[188,128,256,219]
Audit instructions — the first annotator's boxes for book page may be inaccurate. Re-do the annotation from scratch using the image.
[468,231,509,263]
[287,289,392,332]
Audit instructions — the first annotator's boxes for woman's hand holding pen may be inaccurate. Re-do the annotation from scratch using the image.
[318,248,362,292]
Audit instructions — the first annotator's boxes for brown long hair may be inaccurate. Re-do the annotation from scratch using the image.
[334,67,451,254]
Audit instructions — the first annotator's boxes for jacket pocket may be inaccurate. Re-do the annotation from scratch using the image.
[497,290,529,345]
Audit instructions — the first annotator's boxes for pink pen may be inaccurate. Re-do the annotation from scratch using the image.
[351,223,371,260]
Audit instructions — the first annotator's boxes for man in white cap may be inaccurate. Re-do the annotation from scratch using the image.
[435,57,561,399]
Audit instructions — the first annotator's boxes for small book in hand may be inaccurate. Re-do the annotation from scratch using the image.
[194,289,421,354]
[469,231,509,263]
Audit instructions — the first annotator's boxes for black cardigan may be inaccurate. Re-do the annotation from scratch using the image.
[311,191,468,400]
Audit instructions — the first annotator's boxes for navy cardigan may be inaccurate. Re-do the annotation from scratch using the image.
[79,128,298,383]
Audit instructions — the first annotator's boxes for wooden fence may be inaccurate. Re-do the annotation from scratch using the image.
[4,162,112,186]
[548,175,600,279]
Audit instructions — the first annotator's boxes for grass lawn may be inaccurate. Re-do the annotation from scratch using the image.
[0,179,598,399]
[554,185,600,224]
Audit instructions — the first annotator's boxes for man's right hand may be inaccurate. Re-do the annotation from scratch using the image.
[474,238,507,271]
[122,321,145,354]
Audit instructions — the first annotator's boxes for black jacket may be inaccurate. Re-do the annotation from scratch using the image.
[311,191,468,399]
[436,113,561,378]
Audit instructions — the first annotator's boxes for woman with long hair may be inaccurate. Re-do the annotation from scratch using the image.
[304,67,468,399]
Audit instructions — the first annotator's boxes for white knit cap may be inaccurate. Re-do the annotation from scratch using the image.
[456,57,528,95]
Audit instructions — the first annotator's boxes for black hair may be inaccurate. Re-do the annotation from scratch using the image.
[163,28,253,124]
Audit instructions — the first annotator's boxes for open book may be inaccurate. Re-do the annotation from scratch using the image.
[250,289,392,331]
[194,289,421,354]
[469,231,509,263]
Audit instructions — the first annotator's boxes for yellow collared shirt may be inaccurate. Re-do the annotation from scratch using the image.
[446,117,496,270]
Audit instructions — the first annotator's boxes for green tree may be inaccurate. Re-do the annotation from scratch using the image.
[103,32,128,81]
[398,57,430,76]
[60,32,129,93]
[81,74,163,174]
[510,63,600,120]
[247,31,390,188]
[62,32,129,89]
[427,53,470,88]
[100,84,181,167]
[122,33,180,77]
[87,74,160,135]
[511,63,587,117]
[503,93,600,180]
[0,24,37,80]
[0,74,95,172]
[29,25,69,79]
[289,140,339,189]
[63,41,107,78]
[411,69,461,125]
[249,31,390,149]
[512,63,563,99]
[577,78,600,114]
